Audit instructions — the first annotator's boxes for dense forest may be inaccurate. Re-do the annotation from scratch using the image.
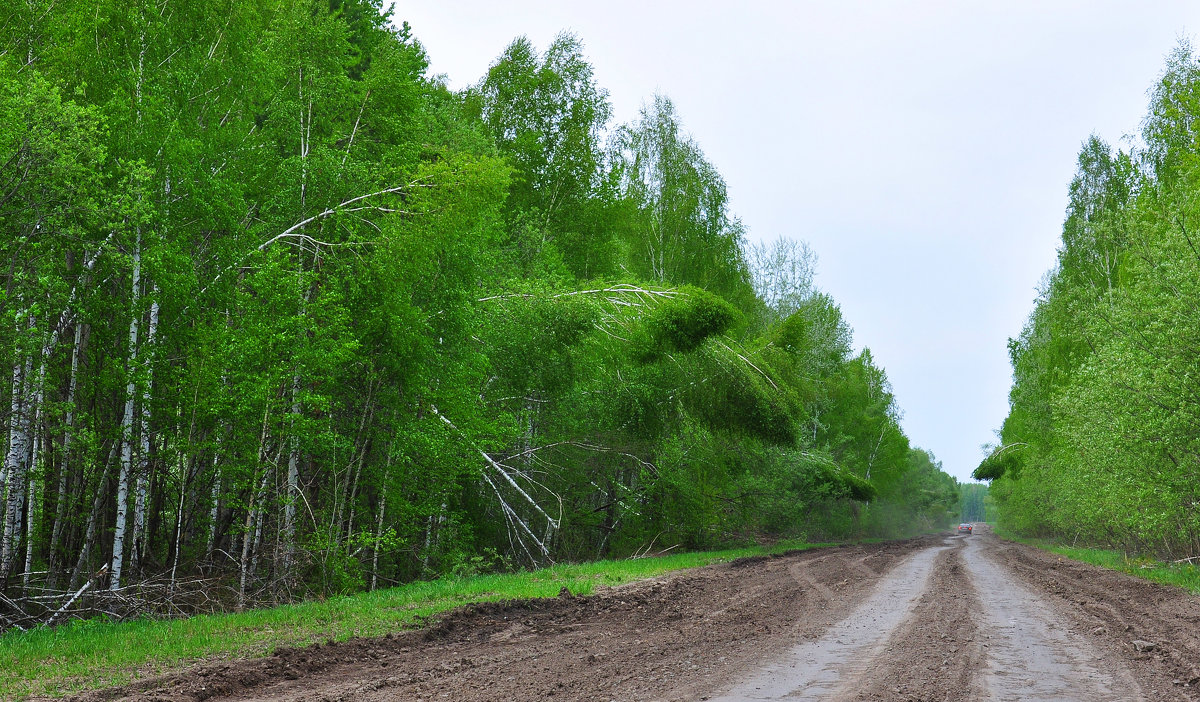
[0,0,961,620]
[977,41,1200,560]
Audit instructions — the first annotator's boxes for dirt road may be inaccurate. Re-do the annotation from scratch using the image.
[76,527,1200,702]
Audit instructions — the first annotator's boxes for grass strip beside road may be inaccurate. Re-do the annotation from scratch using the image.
[1040,544,1200,595]
[994,527,1200,595]
[0,540,817,699]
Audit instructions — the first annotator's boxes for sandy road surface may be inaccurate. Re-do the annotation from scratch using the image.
[74,529,1200,702]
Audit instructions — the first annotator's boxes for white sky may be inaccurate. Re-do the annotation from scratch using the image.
[395,1,1200,482]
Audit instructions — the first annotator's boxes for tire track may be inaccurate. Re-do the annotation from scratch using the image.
[709,532,1150,701]
[77,539,936,702]
[848,539,984,701]
[963,533,1144,701]
[72,532,1189,702]
[707,541,951,700]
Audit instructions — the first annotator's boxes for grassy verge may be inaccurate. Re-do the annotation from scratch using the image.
[994,527,1200,595]
[0,539,817,699]
[1039,544,1200,594]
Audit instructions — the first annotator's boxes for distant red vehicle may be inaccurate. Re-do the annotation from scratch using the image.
[957,523,973,535]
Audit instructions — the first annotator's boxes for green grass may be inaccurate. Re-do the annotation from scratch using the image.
[993,527,1200,595]
[0,540,817,699]
[1039,544,1200,594]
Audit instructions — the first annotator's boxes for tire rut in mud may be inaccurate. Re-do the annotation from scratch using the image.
[848,539,983,702]
[978,527,1200,701]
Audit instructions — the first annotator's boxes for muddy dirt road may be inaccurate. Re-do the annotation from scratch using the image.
[77,527,1200,702]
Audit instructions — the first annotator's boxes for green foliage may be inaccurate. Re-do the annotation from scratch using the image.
[473,33,618,279]
[958,483,990,523]
[972,443,1024,482]
[998,533,1200,596]
[613,94,755,309]
[633,286,739,360]
[0,2,958,623]
[985,41,1200,561]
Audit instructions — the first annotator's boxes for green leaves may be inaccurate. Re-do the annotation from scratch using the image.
[0,3,956,602]
[987,40,1200,559]
[633,286,739,361]
[613,95,754,307]
[475,33,617,280]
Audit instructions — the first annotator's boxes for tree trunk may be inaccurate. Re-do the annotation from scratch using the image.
[0,346,34,579]
[71,443,117,591]
[22,471,36,589]
[47,322,85,588]
[281,375,300,579]
[238,408,272,608]
[370,453,391,592]
[206,454,220,563]
[341,389,375,546]
[111,229,144,590]
[169,451,187,591]
[130,295,159,573]
[237,482,256,608]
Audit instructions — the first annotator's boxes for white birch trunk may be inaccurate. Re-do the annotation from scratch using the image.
[15,334,50,586]
[170,452,186,590]
[10,232,117,582]
[370,453,391,592]
[0,347,33,578]
[341,392,375,546]
[206,453,220,560]
[4,229,116,577]
[111,230,144,590]
[281,376,300,577]
[238,409,271,607]
[0,350,25,508]
[371,490,387,591]
[22,473,36,588]
[249,471,268,578]
[237,484,256,608]
[130,295,159,571]
[48,322,84,584]
[69,442,117,591]
[239,466,271,607]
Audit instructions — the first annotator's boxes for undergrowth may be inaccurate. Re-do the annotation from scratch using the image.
[0,539,816,699]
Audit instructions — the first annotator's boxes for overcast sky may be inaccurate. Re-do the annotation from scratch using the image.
[395,1,1200,482]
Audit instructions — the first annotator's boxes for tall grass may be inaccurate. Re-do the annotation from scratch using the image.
[0,539,815,699]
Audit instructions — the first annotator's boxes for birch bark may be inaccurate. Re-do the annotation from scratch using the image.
[70,443,116,591]
[281,376,300,578]
[111,229,144,590]
[22,472,36,587]
[206,454,220,562]
[130,295,159,572]
[48,322,84,586]
[0,345,33,578]
[370,452,391,592]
